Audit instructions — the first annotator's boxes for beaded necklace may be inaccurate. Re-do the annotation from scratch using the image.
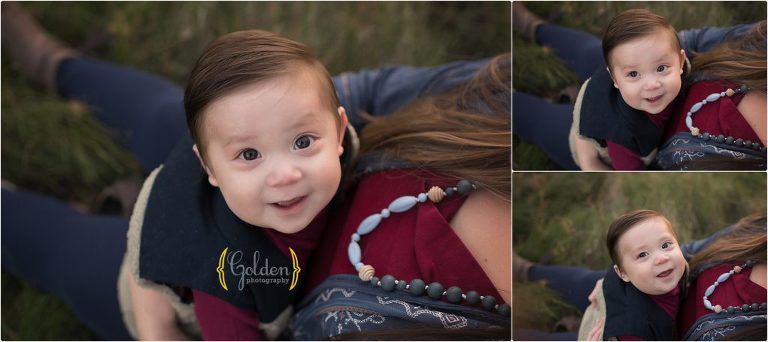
[702,260,767,314]
[346,180,511,316]
[685,85,766,152]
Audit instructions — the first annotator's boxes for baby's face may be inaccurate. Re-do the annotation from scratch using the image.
[609,29,686,114]
[614,217,686,295]
[196,66,345,234]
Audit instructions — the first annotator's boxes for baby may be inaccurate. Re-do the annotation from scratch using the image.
[583,209,688,340]
[121,30,349,340]
[571,9,688,170]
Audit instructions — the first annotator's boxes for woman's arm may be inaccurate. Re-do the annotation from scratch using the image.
[737,92,767,145]
[333,58,493,131]
[678,23,756,56]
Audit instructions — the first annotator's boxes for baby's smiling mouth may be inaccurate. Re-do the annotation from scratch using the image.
[273,196,305,208]
[646,95,663,102]
[656,269,673,278]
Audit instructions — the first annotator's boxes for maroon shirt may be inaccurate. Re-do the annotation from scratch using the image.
[679,262,766,335]
[305,169,505,302]
[663,80,757,142]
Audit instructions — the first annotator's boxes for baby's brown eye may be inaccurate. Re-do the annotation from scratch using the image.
[294,135,315,150]
[240,149,260,160]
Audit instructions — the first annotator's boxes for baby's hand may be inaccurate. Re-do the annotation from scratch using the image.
[588,318,604,341]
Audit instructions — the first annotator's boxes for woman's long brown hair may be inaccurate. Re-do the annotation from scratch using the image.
[690,20,767,93]
[689,214,767,271]
[358,54,511,200]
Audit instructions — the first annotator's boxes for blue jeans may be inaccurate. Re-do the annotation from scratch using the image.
[2,56,490,339]
[513,23,756,170]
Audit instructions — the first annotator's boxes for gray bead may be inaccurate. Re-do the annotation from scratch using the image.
[381,275,396,291]
[445,187,455,196]
[701,133,710,140]
[725,136,734,145]
[427,282,444,299]
[752,142,760,149]
[418,193,427,202]
[446,286,463,304]
[370,276,380,287]
[751,303,759,311]
[482,296,497,310]
[745,140,752,147]
[457,180,474,195]
[760,303,767,310]
[716,134,726,143]
[410,279,426,296]
[497,304,511,316]
[740,85,748,93]
[727,306,735,314]
[352,233,360,242]
[466,291,480,305]
[735,138,744,146]
[396,280,408,291]
[742,304,750,312]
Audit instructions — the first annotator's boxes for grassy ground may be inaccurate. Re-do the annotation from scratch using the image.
[1,2,510,339]
[512,172,767,334]
[512,1,767,170]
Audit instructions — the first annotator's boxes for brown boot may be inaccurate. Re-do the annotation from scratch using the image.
[1,2,79,91]
[513,2,545,42]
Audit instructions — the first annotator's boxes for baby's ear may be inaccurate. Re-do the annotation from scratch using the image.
[336,106,349,156]
[679,49,687,75]
[613,264,630,282]
[192,144,218,187]
[607,67,618,89]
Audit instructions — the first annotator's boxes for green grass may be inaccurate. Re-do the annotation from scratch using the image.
[512,172,766,332]
[513,1,767,170]
[1,2,510,339]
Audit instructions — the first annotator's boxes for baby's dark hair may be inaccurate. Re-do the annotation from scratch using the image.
[602,9,681,72]
[606,209,675,269]
[183,30,340,158]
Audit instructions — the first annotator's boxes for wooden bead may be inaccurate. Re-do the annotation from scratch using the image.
[691,127,700,136]
[734,266,742,273]
[427,186,445,203]
[714,305,722,313]
[726,88,735,97]
[358,265,375,282]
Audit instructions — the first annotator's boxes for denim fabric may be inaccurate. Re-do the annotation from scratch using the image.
[1,189,133,340]
[334,58,491,132]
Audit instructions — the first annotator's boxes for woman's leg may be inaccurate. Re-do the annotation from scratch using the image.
[534,24,604,82]
[513,91,579,170]
[56,58,187,172]
[527,264,605,312]
[1,189,132,340]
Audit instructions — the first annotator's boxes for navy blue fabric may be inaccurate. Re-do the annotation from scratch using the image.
[527,264,604,312]
[289,274,510,340]
[1,189,133,340]
[335,58,491,132]
[602,267,677,340]
[56,58,187,172]
[512,91,579,170]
